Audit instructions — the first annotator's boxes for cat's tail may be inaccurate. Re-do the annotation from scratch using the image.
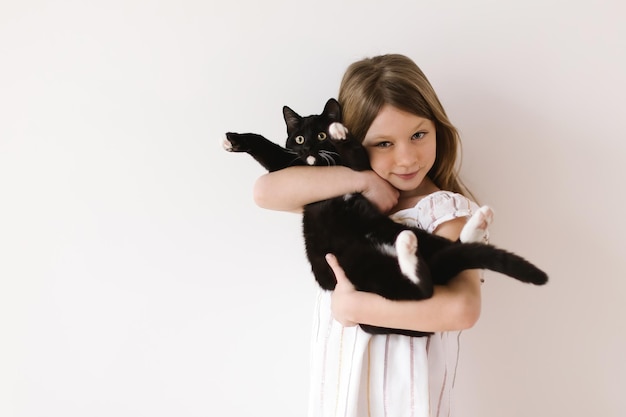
[430,243,549,285]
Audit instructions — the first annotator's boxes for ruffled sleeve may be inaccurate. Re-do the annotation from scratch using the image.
[391,191,479,233]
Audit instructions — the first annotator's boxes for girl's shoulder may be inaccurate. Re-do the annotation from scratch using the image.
[390,191,479,233]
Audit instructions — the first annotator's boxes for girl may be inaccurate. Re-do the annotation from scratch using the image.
[254,54,484,417]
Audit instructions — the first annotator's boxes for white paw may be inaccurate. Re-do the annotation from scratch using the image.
[396,230,417,253]
[395,230,420,284]
[460,205,493,243]
[329,122,348,140]
[222,135,233,151]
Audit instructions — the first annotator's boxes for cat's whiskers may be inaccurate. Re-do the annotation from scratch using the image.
[321,150,339,157]
[319,150,339,166]
[319,153,335,166]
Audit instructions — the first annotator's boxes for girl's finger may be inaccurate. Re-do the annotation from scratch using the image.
[326,253,351,287]
[325,253,338,268]
[325,253,344,280]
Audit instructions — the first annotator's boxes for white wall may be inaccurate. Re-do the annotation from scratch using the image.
[1,1,624,416]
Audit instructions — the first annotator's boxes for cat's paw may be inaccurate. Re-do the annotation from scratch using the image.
[460,205,493,243]
[395,230,420,284]
[222,132,252,152]
[329,122,349,141]
[222,135,235,151]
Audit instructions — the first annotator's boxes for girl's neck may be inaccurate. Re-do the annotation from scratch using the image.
[391,178,440,214]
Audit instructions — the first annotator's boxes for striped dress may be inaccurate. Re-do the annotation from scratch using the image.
[307,191,480,417]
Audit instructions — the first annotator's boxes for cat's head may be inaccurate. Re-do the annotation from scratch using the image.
[282,98,343,166]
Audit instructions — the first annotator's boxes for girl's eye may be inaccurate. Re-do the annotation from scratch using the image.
[375,141,392,148]
[317,132,327,141]
[295,136,305,144]
[412,132,426,140]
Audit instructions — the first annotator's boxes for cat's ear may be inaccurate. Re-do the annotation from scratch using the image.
[323,98,342,122]
[283,106,302,136]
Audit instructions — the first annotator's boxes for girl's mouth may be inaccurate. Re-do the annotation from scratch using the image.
[395,172,418,180]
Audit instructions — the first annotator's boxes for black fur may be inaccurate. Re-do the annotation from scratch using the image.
[224,98,548,337]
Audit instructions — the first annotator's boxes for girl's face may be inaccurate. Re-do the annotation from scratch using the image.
[362,104,437,198]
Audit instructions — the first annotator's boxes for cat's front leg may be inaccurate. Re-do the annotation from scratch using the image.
[328,122,371,171]
[223,132,268,153]
[223,132,302,172]
[328,122,349,141]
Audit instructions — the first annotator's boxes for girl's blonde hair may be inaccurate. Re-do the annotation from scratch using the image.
[338,54,474,199]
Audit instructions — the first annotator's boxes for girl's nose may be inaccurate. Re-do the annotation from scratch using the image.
[394,145,418,167]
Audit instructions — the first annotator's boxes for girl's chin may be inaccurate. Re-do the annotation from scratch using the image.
[393,177,434,195]
[392,177,421,189]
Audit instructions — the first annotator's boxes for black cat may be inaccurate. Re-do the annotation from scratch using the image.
[223,98,548,337]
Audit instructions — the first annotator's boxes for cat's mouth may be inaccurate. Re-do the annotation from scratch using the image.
[304,151,339,166]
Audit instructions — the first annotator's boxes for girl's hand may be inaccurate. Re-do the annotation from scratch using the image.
[326,254,359,327]
[359,171,399,214]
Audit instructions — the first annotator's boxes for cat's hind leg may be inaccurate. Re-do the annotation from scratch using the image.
[460,205,493,243]
[395,230,420,285]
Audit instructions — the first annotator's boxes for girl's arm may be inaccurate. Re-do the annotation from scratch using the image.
[329,217,483,332]
[253,166,399,213]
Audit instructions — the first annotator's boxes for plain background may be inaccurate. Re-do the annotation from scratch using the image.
[1,1,624,416]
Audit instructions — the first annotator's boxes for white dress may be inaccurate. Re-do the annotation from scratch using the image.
[308,191,480,417]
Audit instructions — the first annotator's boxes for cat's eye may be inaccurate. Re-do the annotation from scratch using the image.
[295,136,305,144]
[317,132,327,141]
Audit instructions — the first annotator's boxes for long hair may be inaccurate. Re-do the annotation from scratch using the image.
[338,54,475,200]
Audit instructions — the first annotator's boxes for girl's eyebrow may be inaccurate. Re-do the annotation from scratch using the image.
[364,133,391,142]
[365,120,429,143]
[412,119,428,131]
